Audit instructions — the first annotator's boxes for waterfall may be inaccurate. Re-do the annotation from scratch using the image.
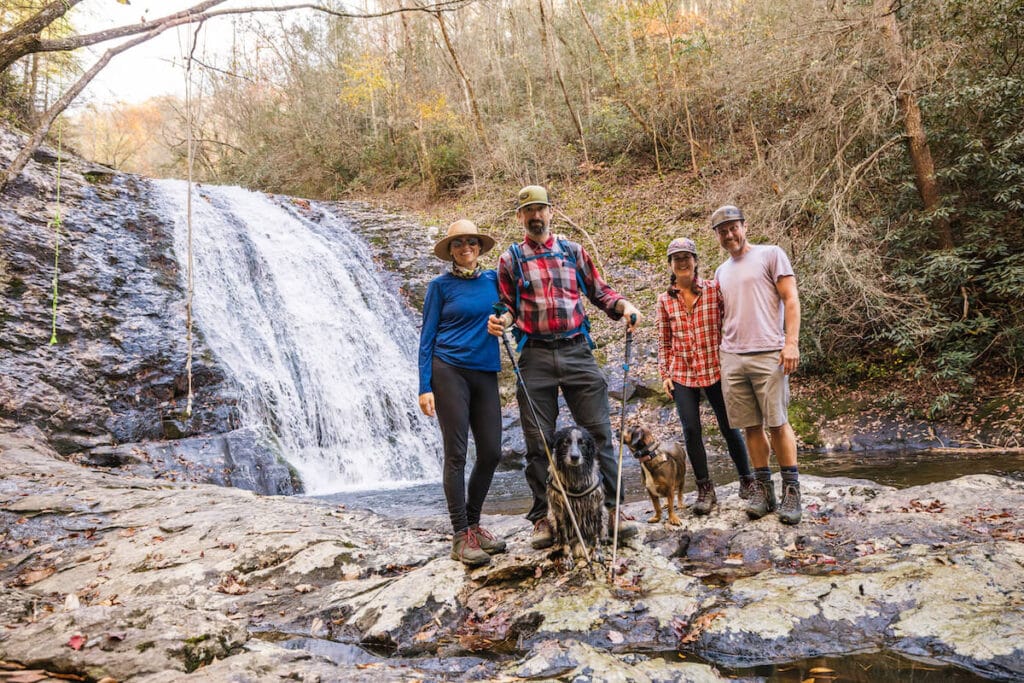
[152,180,443,494]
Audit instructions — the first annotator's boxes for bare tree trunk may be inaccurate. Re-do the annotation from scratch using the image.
[571,0,652,137]
[1,23,190,193]
[877,0,952,248]
[433,10,490,150]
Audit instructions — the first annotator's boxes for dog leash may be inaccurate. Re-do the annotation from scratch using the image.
[611,314,636,577]
[492,303,596,571]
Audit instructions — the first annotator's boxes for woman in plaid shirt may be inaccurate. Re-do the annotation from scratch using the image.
[657,238,755,514]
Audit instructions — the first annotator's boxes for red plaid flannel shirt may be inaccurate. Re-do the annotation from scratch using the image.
[657,278,723,388]
[497,234,623,338]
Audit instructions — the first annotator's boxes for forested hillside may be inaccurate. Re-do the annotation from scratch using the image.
[2,0,1023,417]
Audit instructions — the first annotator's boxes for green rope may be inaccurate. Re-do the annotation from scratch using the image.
[49,119,63,346]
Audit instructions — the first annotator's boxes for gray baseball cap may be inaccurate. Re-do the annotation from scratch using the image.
[666,237,698,261]
[710,205,744,230]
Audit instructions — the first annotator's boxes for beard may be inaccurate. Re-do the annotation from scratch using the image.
[527,219,546,235]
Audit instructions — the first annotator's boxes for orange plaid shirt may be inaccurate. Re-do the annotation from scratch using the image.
[657,278,724,388]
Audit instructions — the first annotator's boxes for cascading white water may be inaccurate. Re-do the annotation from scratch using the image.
[153,180,443,494]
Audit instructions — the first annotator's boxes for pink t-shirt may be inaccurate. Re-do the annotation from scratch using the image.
[715,244,795,353]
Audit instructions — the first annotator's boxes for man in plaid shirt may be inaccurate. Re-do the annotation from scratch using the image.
[487,185,641,550]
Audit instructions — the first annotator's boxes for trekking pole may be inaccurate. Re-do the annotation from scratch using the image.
[611,314,637,577]
[492,303,597,571]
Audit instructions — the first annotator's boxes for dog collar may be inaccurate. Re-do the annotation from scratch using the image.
[547,476,602,498]
[631,441,660,464]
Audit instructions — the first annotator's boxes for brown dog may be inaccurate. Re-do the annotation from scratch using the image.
[622,425,687,526]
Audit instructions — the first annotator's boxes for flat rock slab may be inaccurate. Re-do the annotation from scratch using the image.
[2,429,1022,681]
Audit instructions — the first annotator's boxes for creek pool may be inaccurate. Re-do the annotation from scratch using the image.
[315,447,1022,683]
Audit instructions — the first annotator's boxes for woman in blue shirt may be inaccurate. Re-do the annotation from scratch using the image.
[418,220,504,567]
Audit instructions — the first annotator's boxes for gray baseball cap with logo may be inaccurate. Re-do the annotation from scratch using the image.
[710,205,744,230]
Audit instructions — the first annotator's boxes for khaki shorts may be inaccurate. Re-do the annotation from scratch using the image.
[720,350,790,429]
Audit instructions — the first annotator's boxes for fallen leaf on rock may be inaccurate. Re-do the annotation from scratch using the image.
[215,573,250,595]
[310,617,324,634]
[294,584,315,594]
[457,634,494,651]
[809,667,836,674]
[66,634,86,650]
[63,593,80,611]
[678,611,723,644]
[117,528,137,538]
[413,627,437,643]
[607,630,624,644]
[16,566,55,586]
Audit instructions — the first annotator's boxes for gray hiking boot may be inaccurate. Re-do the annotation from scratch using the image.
[738,474,758,500]
[531,519,554,549]
[777,482,802,525]
[745,478,778,520]
[451,529,491,567]
[693,478,717,516]
[469,524,507,555]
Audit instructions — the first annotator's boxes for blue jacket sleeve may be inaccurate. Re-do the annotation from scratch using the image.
[418,279,442,395]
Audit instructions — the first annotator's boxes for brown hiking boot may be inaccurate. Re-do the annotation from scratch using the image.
[777,482,802,525]
[738,474,757,500]
[610,509,639,542]
[531,518,554,549]
[469,524,507,555]
[693,478,717,515]
[451,529,490,567]
[745,478,778,520]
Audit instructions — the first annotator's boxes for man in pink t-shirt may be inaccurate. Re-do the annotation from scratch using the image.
[712,205,803,525]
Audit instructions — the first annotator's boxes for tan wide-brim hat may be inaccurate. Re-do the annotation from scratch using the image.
[433,219,496,261]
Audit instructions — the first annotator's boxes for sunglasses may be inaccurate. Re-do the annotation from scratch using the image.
[451,237,480,248]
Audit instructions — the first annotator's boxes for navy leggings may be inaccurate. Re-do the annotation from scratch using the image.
[672,380,751,481]
[432,357,502,533]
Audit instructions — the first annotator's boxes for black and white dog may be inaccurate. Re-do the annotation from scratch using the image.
[547,426,607,568]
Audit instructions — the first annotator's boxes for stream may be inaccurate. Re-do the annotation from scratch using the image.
[317,446,1023,682]
[321,447,1024,519]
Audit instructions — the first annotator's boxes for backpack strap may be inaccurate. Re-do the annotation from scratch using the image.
[509,238,596,350]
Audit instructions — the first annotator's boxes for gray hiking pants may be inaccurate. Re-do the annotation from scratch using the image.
[516,336,620,522]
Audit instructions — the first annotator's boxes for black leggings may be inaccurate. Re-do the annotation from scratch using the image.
[672,380,751,481]
[432,357,502,533]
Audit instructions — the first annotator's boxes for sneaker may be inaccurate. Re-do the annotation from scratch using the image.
[777,482,802,525]
[610,510,639,541]
[745,479,778,520]
[469,524,507,555]
[531,519,554,549]
[693,478,717,516]
[451,529,491,566]
[738,475,757,501]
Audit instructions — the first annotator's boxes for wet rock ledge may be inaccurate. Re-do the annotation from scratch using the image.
[1,427,1022,682]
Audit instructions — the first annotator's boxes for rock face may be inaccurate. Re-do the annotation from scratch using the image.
[0,128,438,495]
[2,429,1021,681]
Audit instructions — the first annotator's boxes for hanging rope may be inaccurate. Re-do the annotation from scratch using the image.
[48,116,63,346]
[48,60,66,346]
[181,17,198,417]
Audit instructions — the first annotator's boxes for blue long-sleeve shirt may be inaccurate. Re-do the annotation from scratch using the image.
[418,270,501,394]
